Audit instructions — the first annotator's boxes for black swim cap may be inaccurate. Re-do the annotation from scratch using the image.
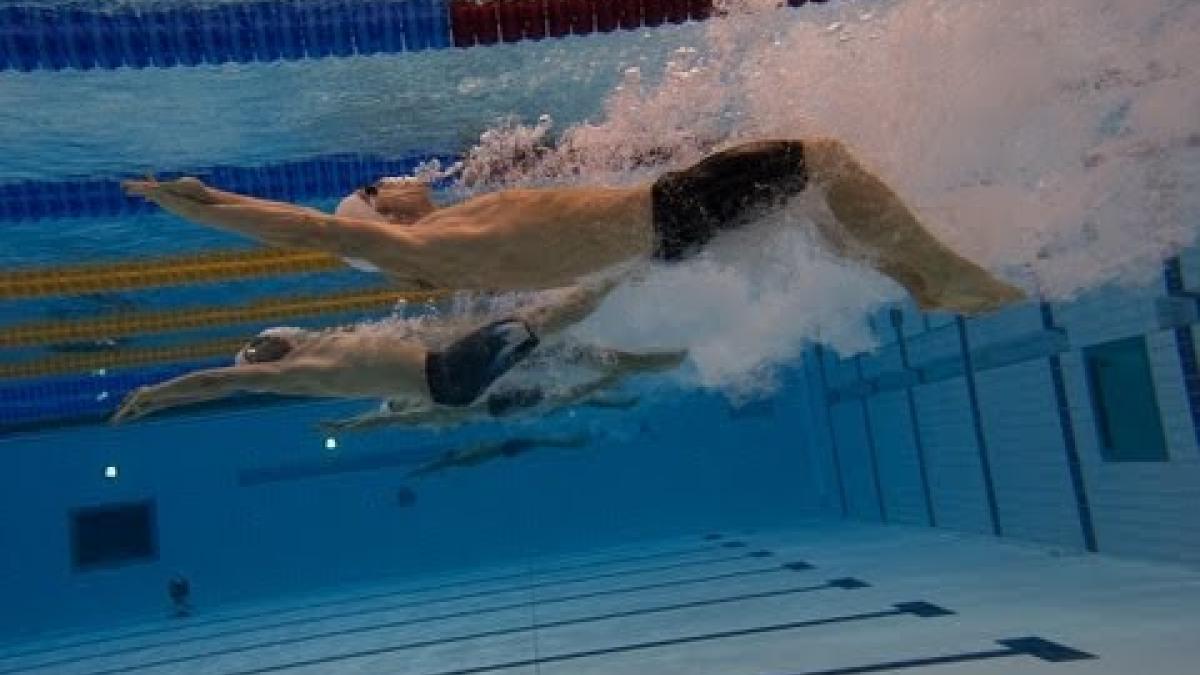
[239,335,293,364]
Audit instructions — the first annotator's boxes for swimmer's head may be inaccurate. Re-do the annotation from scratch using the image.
[235,327,308,365]
[334,188,387,223]
[335,178,437,225]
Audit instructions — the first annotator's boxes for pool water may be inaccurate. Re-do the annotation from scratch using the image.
[2,1,1200,673]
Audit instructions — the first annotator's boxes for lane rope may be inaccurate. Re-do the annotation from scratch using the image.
[0,248,347,300]
[0,287,445,348]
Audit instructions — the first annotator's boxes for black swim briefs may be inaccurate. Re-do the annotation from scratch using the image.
[425,319,540,406]
[650,140,809,261]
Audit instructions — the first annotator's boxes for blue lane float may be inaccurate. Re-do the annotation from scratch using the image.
[0,0,834,73]
[0,0,452,72]
[0,151,458,222]
[0,359,221,429]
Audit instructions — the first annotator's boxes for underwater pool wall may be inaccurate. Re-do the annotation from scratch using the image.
[0,381,822,640]
[801,249,1200,567]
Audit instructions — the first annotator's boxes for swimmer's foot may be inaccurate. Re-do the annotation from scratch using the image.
[930,267,1026,316]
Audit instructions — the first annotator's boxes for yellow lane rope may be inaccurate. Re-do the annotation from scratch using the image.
[0,248,347,300]
[0,287,446,348]
[0,338,247,380]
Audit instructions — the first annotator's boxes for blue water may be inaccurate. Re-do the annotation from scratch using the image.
[2,1,1200,672]
[0,2,802,645]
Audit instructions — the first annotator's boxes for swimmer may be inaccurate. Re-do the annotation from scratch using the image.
[406,433,592,479]
[319,348,685,432]
[111,279,643,424]
[167,574,192,618]
[124,139,1025,315]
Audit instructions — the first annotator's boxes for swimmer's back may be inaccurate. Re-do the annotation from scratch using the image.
[411,186,655,289]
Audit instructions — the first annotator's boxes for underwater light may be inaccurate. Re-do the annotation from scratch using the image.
[325,437,338,450]
[104,465,118,479]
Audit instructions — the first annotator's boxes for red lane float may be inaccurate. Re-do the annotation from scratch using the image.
[689,0,713,21]
[450,0,478,47]
[617,0,642,30]
[451,0,718,48]
[595,0,617,32]
[568,0,593,34]
[643,0,666,28]
[547,0,571,37]
[520,0,548,40]
[475,1,500,45]
[667,0,689,24]
[498,0,522,41]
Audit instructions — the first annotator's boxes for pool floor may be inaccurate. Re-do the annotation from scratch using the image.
[3,521,1198,674]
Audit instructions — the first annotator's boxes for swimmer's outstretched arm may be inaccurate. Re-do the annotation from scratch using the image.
[112,364,277,423]
[125,179,425,262]
[112,357,341,424]
[133,177,321,212]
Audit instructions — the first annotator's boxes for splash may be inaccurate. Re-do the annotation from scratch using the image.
[728,0,1200,299]
[435,0,1200,396]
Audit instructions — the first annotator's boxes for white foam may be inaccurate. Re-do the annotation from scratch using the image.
[404,0,1200,396]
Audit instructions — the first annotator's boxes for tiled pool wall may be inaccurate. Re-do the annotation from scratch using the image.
[798,249,1200,567]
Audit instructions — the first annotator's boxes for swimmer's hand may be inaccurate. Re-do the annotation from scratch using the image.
[122,176,217,204]
[111,385,164,424]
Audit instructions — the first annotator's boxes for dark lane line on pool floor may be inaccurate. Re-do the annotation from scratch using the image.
[7,549,787,674]
[87,572,852,675]
[228,599,943,675]
[0,538,742,667]
[778,637,1096,675]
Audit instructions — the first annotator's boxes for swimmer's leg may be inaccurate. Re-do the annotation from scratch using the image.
[516,277,622,336]
[804,139,1025,315]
